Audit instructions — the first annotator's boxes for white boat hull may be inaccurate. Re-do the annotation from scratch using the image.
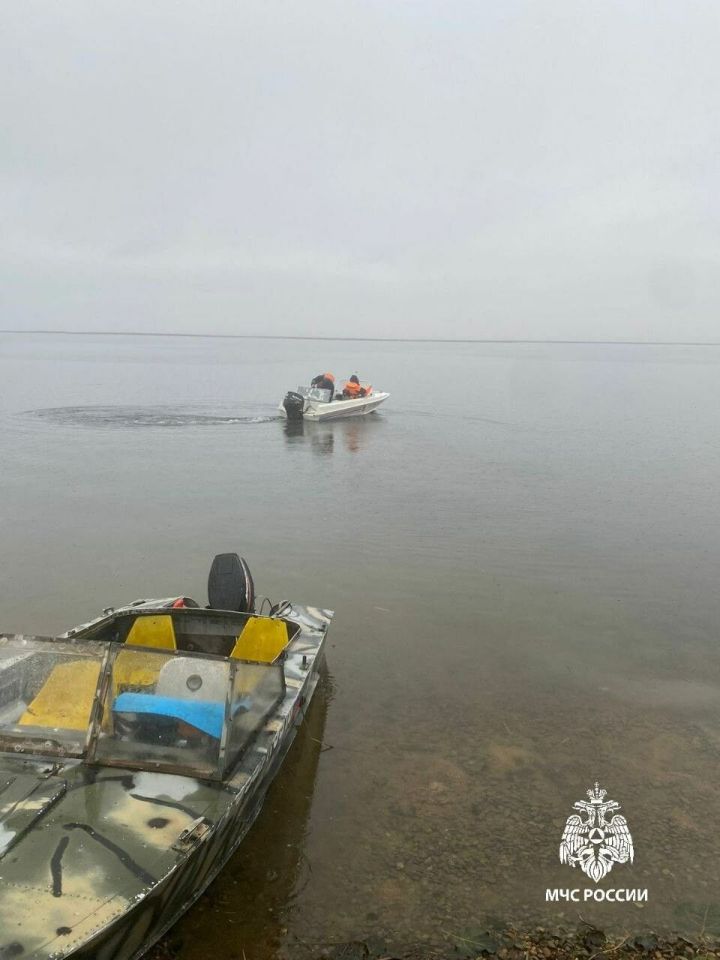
[279,391,389,422]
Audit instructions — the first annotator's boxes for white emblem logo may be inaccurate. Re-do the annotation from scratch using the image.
[559,782,634,883]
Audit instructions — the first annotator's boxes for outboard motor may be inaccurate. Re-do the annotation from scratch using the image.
[208,553,256,613]
[283,391,305,421]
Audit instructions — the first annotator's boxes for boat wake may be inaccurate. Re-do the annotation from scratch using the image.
[24,405,281,428]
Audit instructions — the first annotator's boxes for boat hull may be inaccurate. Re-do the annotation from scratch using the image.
[72,663,324,960]
[279,391,389,422]
[0,603,332,960]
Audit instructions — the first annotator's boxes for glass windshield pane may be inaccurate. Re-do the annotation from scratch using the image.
[297,385,331,402]
[0,636,105,758]
[226,660,285,774]
[90,646,230,778]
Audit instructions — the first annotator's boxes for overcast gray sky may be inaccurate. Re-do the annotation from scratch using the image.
[1,1,718,340]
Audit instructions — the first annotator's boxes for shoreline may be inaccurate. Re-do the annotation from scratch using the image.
[146,925,720,960]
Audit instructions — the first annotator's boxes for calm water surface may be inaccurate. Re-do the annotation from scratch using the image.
[2,333,720,952]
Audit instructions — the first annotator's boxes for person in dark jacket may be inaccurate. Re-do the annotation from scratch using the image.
[311,372,335,401]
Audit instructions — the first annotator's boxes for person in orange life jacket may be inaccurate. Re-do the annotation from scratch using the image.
[311,372,335,400]
[342,374,366,398]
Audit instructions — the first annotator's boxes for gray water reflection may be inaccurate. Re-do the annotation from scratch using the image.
[283,416,387,457]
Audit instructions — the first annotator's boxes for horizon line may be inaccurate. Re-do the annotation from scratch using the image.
[1,329,720,347]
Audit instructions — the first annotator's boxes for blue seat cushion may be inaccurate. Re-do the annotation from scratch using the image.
[113,692,225,739]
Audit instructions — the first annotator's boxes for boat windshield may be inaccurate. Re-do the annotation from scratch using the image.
[0,636,106,758]
[0,635,285,780]
[296,385,331,402]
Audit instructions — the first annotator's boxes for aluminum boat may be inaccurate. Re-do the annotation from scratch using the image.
[0,553,332,960]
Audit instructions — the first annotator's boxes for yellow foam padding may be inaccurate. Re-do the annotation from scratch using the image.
[108,617,177,703]
[125,615,177,650]
[230,617,288,663]
[20,660,101,731]
[112,649,163,695]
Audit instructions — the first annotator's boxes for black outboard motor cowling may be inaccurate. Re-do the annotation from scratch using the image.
[208,553,255,613]
[283,391,305,421]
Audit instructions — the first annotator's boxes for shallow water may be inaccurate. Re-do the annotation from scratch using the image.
[2,333,720,952]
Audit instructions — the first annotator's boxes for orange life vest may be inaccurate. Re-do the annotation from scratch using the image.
[343,380,361,398]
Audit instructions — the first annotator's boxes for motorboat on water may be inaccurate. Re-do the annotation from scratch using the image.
[280,380,389,422]
[0,553,333,960]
